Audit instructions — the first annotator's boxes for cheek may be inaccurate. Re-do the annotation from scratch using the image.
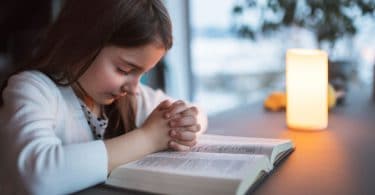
[83,65,112,92]
[99,66,126,90]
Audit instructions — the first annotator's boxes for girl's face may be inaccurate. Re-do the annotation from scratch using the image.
[78,44,165,105]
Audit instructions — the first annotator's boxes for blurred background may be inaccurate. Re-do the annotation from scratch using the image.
[1,0,374,116]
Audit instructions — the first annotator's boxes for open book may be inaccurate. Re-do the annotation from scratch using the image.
[106,134,294,195]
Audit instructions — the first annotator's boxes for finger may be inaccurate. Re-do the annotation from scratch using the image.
[185,124,201,132]
[171,124,201,133]
[169,112,183,120]
[168,106,199,120]
[180,106,199,117]
[168,140,196,151]
[157,99,173,110]
[170,129,196,141]
[168,141,191,151]
[169,116,197,128]
[164,100,183,118]
[173,139,197,147]
[165,100,188,117]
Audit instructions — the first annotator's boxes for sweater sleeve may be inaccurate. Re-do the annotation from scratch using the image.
[1,72,108,195]
[135,84,208,133]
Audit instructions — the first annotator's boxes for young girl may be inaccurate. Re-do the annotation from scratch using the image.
[0,0,207,194]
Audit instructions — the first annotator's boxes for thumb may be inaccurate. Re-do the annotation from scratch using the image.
[157,99,173,110]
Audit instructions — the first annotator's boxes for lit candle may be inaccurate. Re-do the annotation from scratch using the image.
[286,49,328,130]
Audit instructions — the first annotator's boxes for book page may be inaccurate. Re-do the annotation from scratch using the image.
[108,152,272,195]
[194,134,293,164]
[122,151,271,179]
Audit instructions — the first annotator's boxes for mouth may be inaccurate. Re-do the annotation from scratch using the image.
[111,93,127,99]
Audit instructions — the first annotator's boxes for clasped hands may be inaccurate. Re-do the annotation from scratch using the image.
[159,99,201,151]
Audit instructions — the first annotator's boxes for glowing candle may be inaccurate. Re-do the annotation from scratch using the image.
[286,49,328,130]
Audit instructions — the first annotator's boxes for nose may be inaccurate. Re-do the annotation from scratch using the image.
[121,76,140,95]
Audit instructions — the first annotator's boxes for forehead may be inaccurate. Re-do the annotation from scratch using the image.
[103,44,165,57]
[100,44,165,71]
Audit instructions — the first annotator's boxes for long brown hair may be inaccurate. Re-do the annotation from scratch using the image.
[0,0,173,138]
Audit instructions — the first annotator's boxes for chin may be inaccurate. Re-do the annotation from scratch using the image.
[101,98,115,105]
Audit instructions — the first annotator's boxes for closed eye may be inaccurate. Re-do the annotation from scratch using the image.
[116,67,131,75]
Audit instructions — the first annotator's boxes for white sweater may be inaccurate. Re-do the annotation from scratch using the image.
[0,71,207,195]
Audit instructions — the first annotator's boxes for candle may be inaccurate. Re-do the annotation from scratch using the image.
[286,49,328,130]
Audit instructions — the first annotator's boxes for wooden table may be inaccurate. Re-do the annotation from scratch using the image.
[208,84,375,195]
[79,84,375,195]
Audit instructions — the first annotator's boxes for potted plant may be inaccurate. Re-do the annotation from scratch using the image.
[232,0,375,104]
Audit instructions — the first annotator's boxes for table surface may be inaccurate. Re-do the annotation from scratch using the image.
[79,84,375,195]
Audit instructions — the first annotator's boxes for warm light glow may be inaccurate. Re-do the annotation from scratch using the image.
[286,49,328,130]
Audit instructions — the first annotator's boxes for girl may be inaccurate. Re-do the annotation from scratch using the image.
[0,0,207,194]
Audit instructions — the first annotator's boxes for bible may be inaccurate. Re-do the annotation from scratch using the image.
[105,134,294,195]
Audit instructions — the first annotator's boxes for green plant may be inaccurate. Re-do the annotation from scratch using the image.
[232,0,375,48]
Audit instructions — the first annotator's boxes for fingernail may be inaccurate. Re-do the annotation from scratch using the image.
[165,113,170,118]
[170,130,176,137]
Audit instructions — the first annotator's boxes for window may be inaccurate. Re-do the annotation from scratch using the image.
[190,0,288,114]
[189,0,375,115]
